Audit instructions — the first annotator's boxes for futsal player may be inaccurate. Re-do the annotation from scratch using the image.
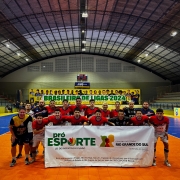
[9,108,33,167]
[110,101,121,118]
[85,99,99,118]
[31,113,49,163]
[149,108,171,167]
[108,110,130,126]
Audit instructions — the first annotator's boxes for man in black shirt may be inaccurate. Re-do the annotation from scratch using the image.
[108,110,130,126]
[123,101,136,118]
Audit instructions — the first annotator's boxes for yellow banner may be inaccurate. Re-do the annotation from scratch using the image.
[29,89,140,105]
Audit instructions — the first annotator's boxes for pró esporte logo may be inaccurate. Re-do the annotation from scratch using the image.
[48,132,96,146]
[100,134,114,147]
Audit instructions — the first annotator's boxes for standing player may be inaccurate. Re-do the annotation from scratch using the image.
[149,108,171,167]
[123,101,136,118]
[110,101,121,118]
[60,99,72,116]
[9,108,33,167]
[46,100,57,115]
[16,103,34,159]
[70,97,88,116]
[88,109,114,126]
[66,108,88,125]
[31,113,49,163]
[141,101,155,117]
[101,102,111,118]
[32,100,48,117]
[85,99,99,118]
[48,108,67,125]
[130,110,149,126]
[109,110,130,126]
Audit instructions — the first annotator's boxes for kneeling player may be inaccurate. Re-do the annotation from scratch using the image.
[88,109,114,126]
[149,108,171,167]
[130,110,149,126]
[108,110,130,126]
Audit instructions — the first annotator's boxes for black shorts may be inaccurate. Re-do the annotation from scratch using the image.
[11,133,32,147]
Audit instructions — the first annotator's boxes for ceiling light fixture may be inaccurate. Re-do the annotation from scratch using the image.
[82,30,85,33]
[137,59,141,63]
[82,12,88,18]
[82,48,86,52]
[82,40,86,44]
[6,44,10,48]
[155,44,159,49]
[17,52,20,56]
[145,53,148,57]
[25,58,29,61]
[170,31,177,37]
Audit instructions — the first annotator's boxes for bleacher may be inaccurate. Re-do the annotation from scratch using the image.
[0,93,15,113]
[150,91,180,110]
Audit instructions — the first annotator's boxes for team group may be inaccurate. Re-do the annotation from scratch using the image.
[9,98,171,167]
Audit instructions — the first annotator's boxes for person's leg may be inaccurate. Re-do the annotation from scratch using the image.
[10,138,18,167]
[163,134,171,166]
[152,142,157,166]
[16,145,23,158]
[30,135,39,163]
[24,143,30,165]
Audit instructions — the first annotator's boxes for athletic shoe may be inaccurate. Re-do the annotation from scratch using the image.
[10,159,16,167]
[152,159,156,166]
[25,158,30,165]
[16,154,22,159]
[36,150,39,155]
[30,158,35,164]
[164,160,171,167]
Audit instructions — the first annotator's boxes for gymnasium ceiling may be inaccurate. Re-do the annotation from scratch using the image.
[0,0,180,83]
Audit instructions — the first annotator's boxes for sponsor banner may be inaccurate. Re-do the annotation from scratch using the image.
[74,82,90,88]
[29,89,140,105]
[45,126,154,168]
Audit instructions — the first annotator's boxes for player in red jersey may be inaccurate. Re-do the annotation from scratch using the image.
[46,100,57,115]
[85,99,99,118]
[130,110,149,126]
[70,97,88,116]
[60,99,72,116]
[88,109,114,126]
[101,102,111,118]
[149,108,171,167]
[48,108,67,125]
[110,101,121,118]
[31,113,49,163]
[66,108,88,125]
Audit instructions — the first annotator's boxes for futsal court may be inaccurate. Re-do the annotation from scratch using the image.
[0,113,180,180]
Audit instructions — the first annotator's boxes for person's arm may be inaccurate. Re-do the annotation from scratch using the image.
[9,118,17,142]
[106,121,115,126]
[33,127,45,134]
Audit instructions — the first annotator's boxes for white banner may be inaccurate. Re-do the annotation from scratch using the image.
[45,126,154,168]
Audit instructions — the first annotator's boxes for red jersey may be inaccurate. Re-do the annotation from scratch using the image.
[85,107,99,118]
[66,115,88,125]
[48,115,67,125]
[101,109,111,118]
[89,116,108,126]
[110,109,119,118]
[60,107,72,116]
[32,119,49,130]
[149,116,169,133]
[149,116,169,126]
[70,105,88,113]
[130,115,149,126]
[46,106,57,115]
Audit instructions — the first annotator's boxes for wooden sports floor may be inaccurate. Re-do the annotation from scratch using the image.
[0,114,180,180]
